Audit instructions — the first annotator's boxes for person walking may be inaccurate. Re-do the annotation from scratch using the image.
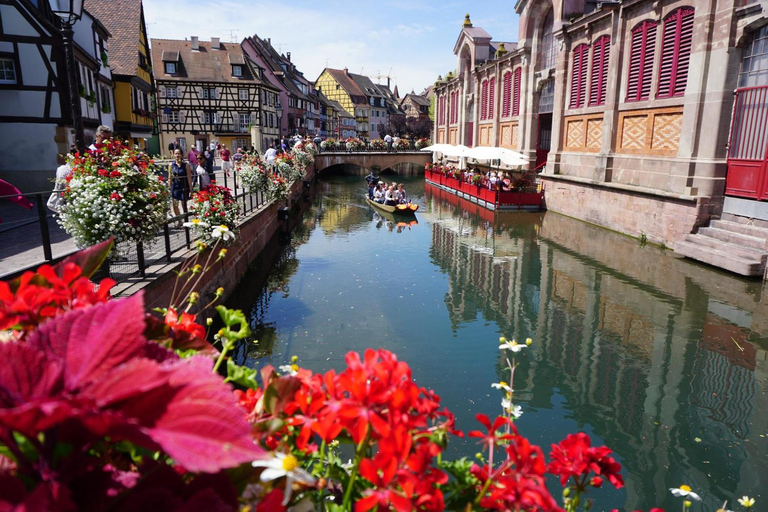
[196,153,211,189]
[187,146,199,168]
[220,144,232,176]
[384,133,392,151]
[169,148,193,227]
[264,144,277,167]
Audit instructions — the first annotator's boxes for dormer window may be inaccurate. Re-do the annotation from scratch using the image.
[232,65,242,77]
[165,62,176,74]
[161,50,180,75]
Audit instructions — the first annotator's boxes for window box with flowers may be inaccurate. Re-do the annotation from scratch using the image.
[101,50,108,67]
[78,84,87,98]
[101,103,111,114]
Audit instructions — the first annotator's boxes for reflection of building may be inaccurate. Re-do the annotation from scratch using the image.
[425,185,768,511]
[432,2,768,275]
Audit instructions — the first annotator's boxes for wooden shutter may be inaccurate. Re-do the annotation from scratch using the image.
[570,44,589,108]
[162,112,168,123]
[179,111,185,124]
[627,21,656,101]
[512,68,521,116]
[489,77,495,119]
[589,36,610,106]
[480,80,488,120]
[657,7,694,98]
[502,72,511,117]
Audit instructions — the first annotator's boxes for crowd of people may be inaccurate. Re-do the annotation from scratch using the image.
[367,179,409,206]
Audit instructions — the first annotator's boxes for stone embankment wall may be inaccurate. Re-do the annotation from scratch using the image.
[119,166,314,315]
[541,176,721,247]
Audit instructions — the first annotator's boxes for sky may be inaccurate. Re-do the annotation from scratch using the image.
[143,0,520,95]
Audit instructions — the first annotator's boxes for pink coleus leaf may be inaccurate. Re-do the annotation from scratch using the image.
[0,294,266,472]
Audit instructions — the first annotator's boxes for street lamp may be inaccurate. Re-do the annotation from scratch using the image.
[48,0,86,151]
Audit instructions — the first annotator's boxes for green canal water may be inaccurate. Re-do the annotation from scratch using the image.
[228,174,768,511]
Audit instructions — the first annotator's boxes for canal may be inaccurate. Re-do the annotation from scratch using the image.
[227,173,768,511]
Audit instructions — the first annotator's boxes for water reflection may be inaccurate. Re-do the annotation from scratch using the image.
[230,176,767,510]
[425,182,768,510]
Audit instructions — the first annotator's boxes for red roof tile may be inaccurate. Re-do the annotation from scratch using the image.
[86,0,144,77]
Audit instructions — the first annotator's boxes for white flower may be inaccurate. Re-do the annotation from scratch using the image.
[501,398,523,419]
[279,363,299,376]
[252,452,316,506]
[491,382,513,393]
[211,224,235,241]
[670,485,702,501]
[183,219,209,228]
[499,339,527,352]
[738,496,755,508]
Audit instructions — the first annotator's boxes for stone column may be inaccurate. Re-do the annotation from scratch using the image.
[596,7,625,183]
[547,30,570,174]
[519,51,539,164]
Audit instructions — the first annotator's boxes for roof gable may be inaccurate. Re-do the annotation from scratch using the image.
[86,0,144,76]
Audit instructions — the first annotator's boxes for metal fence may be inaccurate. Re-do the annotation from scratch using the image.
[0,168,267,283]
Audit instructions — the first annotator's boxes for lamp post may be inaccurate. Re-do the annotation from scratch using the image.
[48,0,85,152]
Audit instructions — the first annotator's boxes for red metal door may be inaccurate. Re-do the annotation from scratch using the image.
[726,86,768,200]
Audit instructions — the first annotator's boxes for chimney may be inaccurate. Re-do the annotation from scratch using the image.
[287,52,291,62]
[387,76,390,88]
[191,36,199,51]
[211,37,220,49]
[344,67,349,75]
[267,38,271,46]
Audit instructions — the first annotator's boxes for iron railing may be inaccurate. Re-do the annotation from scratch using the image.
[0,169,268,283]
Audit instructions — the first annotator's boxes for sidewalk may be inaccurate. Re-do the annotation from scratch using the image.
[0,167,241,279]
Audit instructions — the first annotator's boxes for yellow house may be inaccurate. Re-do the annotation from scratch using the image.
[87,0,155,149]
[315,68,370,138]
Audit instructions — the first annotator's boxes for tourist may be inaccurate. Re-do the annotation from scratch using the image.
[196,153,211,189]
[89,125,112,151]
[264,144,277,167]
[384,133,392,150]
[220,144,232,177]
[488,172,498,190]
[233,147,244,164]
[397,183,408,204]
[374,182,385,203]
[313,134,322,145]
[169,148,193,227]
[384,185,398,206]
[47,144,77,213]
[187,146,199,168]
[203,146,215,184]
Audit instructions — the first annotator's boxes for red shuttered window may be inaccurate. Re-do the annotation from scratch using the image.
[502,71,512,117]
[626,20,657,102]
[448,92,453,124]
[569,44,589,108]
[657,7,694,98]
[512,68,521,116]
[589,35,610,106]
[453,92,459,123]
[489,77,496,119]
[480,79,488,120]
[439,95,445,125]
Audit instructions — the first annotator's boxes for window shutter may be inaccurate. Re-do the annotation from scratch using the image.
[251,112,257,125]
[502,72,511,117]
[159,85,165,97]
[589,36,610,106]
[627,21,656,102]
[481,80,488,120]
[657,8,694,98]
[179,111,185,124]
[569,44,589,108]
[232,112,239,130]
[512,68,521,116]
[488,77,495,119]
[162,112,168,123]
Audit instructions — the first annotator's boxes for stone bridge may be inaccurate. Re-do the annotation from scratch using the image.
[314,151,431,173]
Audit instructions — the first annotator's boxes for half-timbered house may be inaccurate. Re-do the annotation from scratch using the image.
[151,37,278,154]
[0,0,71,191]
[87,0,155,150]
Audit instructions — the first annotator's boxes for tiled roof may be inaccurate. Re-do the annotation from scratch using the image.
[150,39,258,83]
[247,35,310,101]
[325,68,367,103]
[86,0,143,77]
[327,99,353,118]
[408,94,431,107]
[161,50,179,62]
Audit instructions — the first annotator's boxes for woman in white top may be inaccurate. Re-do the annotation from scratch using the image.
[373,184,385,203]
[196,153,211,189]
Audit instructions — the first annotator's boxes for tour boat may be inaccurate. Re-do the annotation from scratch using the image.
[366,197,419,215]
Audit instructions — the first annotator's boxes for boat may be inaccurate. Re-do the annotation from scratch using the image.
[374,208,419,228]
[366,197,419,215]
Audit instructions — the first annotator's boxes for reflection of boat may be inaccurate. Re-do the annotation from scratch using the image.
[375,208,419,229]
[365,197,419,215]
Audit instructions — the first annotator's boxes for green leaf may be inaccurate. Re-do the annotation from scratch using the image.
[225,359,259,389]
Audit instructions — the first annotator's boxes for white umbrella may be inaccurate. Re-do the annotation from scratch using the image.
[420,144,471,157]
[466,146,528,167]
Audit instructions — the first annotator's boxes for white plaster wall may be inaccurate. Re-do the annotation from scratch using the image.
[17,43,50,87]
[0,123,63,191]
[0,5,37,36]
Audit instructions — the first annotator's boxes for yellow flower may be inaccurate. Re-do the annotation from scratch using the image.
[525,337,533,346]
[738,497,755,509]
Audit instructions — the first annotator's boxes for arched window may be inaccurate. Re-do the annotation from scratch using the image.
[539,9,556,70]
[589,35,610,106]
[657,7,694,98]
[488,77,496,119]
[438,95,445,125]
[738,25,768,88]
[627,20,657,102]
[502,71,512,117]
[512,68,521,116]
[480,79,489,120]
[569,44,589,108]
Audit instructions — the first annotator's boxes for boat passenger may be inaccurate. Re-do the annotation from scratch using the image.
[488,172,498,190]
[368,180,376,199]
[397,184,408,204]
[373,183,385,203]
[384,185,398,206]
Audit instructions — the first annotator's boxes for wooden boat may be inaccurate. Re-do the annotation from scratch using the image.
[366,197,418,215]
